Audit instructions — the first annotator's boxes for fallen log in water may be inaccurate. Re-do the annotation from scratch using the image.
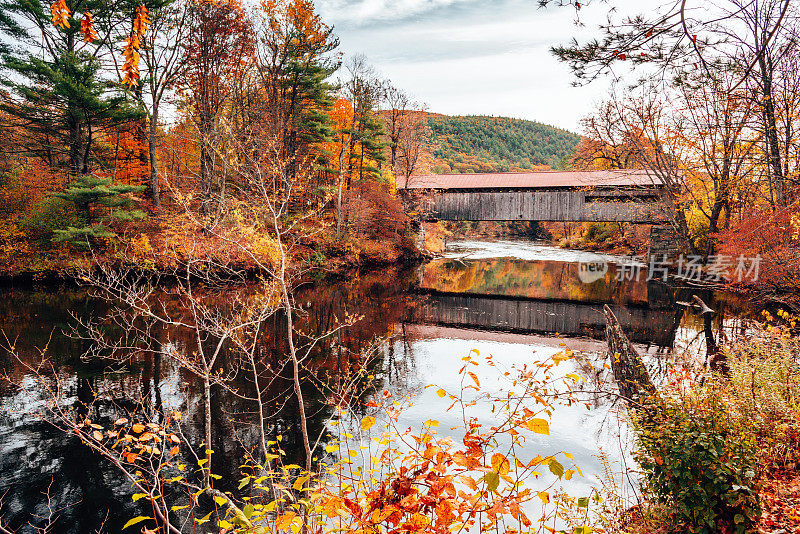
[603,304,657,411]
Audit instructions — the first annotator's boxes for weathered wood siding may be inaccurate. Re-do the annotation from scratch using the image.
[411,293,676,346]
[419,189,666,223]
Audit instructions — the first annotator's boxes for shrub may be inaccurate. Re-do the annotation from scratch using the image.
[20,196,81,240]
[633,388,760,534]
[723,318,800,471]
[582,222,619,248]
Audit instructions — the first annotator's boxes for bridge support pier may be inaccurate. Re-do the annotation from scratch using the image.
[648,225,680,262]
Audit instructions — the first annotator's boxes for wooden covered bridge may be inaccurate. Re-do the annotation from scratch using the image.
[397,170,668,223]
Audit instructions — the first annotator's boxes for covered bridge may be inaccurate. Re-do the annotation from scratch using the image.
[396,170,668,223]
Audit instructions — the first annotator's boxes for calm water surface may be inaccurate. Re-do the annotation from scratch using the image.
[0,239,761,532]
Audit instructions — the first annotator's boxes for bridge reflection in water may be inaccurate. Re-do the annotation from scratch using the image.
[409,255,679,348]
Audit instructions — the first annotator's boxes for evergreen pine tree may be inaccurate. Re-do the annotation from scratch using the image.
[354,109,387,181]
[0,0,142,176]
[265,3,340,176]
[51,174,146,243]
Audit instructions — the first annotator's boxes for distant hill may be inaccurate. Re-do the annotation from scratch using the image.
[426,115,580,174]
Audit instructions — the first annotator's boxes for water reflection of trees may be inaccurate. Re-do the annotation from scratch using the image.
[421,257,649,304]
[0,268,415,532]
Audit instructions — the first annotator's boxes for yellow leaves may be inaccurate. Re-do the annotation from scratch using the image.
[360,415,376,431]
[436,388,447,398]
[552,349,574,364]
[122,516,152,530]
[537,491,550,504]
[131,423,145,434]
[292,474,310,491]
[423,419,439,428]
[80,13,98,42]
[525,418,550,435]
[213,495,228,506]
[490,453,510,476]
[51,0,71,29]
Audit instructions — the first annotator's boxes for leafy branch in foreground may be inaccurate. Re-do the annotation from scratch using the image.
[1,340,600,534]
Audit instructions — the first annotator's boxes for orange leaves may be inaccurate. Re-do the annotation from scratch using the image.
[80,13,98,42]
[467,371,480,388]
[274,511,298,530]
[122,5,150,87]
[51,0,70,29]
[131,422,145,434]
[133,5,150,35]
[219,350,587,534]
[490,453,510,476]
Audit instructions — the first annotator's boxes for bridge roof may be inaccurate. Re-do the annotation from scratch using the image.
[396,169,664,190]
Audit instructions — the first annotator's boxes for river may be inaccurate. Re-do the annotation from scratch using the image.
[0,239,760,532]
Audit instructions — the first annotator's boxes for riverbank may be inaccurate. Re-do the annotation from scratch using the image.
[0,210,423,284]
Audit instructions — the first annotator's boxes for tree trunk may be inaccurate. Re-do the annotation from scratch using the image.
[759,53,786,206]
[148,108,161,208]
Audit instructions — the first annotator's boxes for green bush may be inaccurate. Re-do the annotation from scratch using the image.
[633,389,760,534]
[582,222,619,246]
[20,196,81,238]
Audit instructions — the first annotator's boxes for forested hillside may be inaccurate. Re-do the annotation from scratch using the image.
[427,115,580,173]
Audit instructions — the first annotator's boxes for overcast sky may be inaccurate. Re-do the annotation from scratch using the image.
[317,0,660,133]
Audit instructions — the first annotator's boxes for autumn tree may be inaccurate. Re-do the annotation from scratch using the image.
[340,55,386,183]
[676,75,759,256]
[395,108,430,181]
[182,0,253,220]
[383,83,410,170]
[133,0,190,208]
[575,88,698,253]
[327,55,388,236]
[255,0,339,184]
[553,0,798,207]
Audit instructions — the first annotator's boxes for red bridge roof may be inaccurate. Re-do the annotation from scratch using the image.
[396,170,664,190]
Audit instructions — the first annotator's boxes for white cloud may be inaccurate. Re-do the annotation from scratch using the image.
[321,0,661,131]
[319,0,481,26]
